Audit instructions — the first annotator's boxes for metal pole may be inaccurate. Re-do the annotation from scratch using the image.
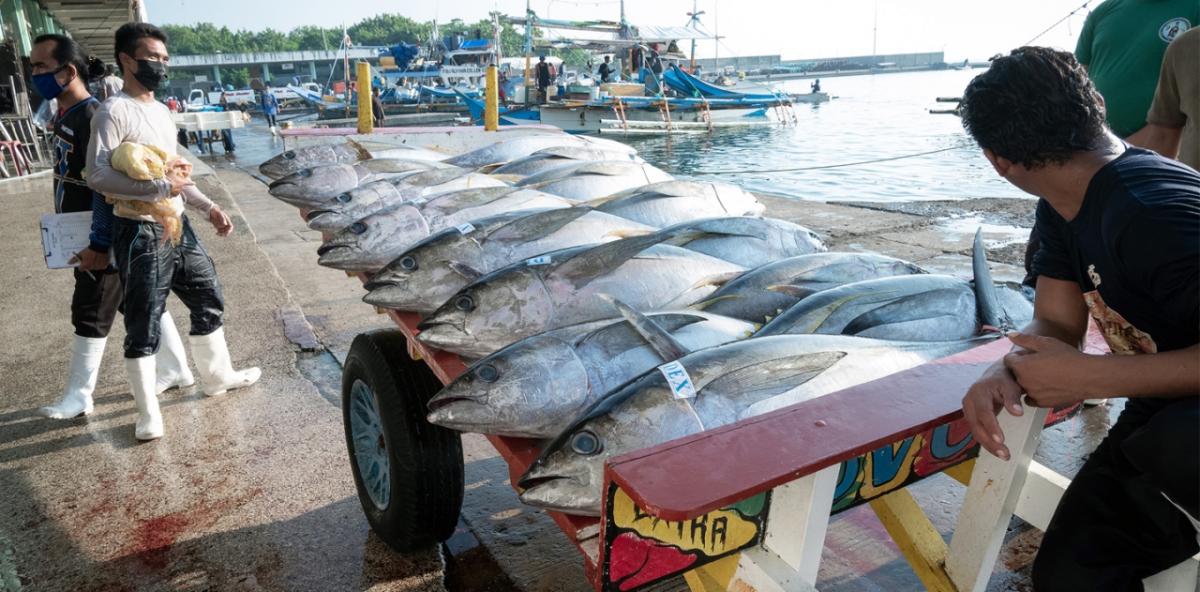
[689,0,697,72]
[523,0,533,105]
[356,61,373,134]
[484,65,499,131]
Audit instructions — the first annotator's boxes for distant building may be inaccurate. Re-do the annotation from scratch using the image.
[783,52,946,73]
[692,55,782,73]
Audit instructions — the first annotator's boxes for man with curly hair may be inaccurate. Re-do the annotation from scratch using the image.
[958,47,1198,590]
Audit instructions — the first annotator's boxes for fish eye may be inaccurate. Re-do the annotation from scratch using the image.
[350,222,367,235]
[399,256,418,271]
[336,193,352,204]
[283,150,295,159]
[299,169,312,178]
[476,364,499,382]
[455,294,475,312]
[570,430,602,456]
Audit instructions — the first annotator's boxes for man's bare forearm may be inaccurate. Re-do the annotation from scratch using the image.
[1080,345,1199,398]
[1130,123,1183,159]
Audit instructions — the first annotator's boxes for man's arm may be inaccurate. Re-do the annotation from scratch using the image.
[962,276,1089,460]
[86,105,172,200]
[1127,123,1184,158]
[1137,36,1187,159]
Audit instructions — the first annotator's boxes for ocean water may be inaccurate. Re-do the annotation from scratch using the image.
[622,69,1031,203]
[229,68,1027,204]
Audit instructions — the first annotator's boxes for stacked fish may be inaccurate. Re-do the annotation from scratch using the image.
[260,135,1035,516]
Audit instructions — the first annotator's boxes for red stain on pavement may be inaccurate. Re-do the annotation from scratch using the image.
[132,513,191,568]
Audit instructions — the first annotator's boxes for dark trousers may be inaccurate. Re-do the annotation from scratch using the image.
[264,113,278,127]
[112,216,225,359]
[1032,397,1199,591]
[70,267,121,338]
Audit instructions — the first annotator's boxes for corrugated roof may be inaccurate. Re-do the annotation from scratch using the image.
[37,0,142,63]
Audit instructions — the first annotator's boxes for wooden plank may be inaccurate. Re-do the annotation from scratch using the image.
[946,407,1049,592]
[607,339,1013,522]
[869,489,956,592]
[1012,461,1070,532]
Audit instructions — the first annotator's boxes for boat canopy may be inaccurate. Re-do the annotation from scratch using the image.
[661,64,784,101]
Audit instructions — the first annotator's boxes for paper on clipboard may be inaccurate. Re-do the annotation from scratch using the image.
[40,211,93,269]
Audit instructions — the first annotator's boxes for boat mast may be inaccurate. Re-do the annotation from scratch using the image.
[688,0,699,72]
[871,0,878,69]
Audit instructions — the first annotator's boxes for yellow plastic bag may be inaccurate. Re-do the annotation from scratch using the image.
[106,142,184,244]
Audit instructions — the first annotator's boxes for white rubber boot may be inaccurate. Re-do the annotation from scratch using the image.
[126,356,163,441]
[189,327,261,396]
[38,335,107,419]
[155,311,195,394]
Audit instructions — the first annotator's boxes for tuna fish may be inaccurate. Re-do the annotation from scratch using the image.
[488,145,644,176]
[516,161,675,200]
[590,181,765,227]
[267,159,453,206]
[317,188,573,271]
[415,233,746,358]
[653,217,826,268]
[363,207,654,313]
[257,140,448,179]
[692,252,928,324]
[426,309,755,438]
[755,274,982,340]
[443,135,596,168]
[517,334,990,515]
[305,170,509,232]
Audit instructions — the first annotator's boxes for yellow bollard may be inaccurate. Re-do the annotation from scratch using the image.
[356,61,373,135]
[484,65,499,131]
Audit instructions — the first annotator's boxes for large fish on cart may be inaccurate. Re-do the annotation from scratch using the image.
[590,181,765,227]
[518,333,991,515]
[305,170,510,232]
[267,159,459,206]
[516,161,674,201]
[258,140,449,179]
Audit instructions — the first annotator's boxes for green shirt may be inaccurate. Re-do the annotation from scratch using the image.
[1076,0,1198,137]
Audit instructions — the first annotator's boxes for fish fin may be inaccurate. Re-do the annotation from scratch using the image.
[688,294,741,310]
[705,352,847,401]
[489,173,524,185]
[589,189,671,210]
[662,218,773,245]
[448,261,484,281]
[691,270,742,290]
[971,228,1012,331]
[550,232,676,288]
[604,228,656,239]
[476,163,504,174]
[347,139,372,161]
[842,288,966,335]
[766,284,817,298]
[487,207,593,242]
[600,295,691,361]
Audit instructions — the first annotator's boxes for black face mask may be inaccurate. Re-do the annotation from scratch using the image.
[131,58,168,91]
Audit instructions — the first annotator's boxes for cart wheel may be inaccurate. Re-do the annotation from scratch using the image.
[342,329,463,552]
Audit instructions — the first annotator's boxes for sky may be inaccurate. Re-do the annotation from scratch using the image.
[149,0,1093,62]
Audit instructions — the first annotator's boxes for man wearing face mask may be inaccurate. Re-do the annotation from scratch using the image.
[87,22,260,441]
[31,34,192,421]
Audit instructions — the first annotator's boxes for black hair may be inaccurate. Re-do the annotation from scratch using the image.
[960,46,1108,169]
[32,34,105,81]
[113,22,168,71]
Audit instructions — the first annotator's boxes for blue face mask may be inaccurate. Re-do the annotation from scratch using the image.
[32,67,68,100]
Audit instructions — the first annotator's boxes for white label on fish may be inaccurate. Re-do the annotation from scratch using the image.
[455,222,476,235]
[526,255,552,266]
[658,361,697,400]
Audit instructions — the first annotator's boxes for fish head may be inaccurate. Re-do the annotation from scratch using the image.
[517,377,703,515]
[416,266,556,358]
[305,182,402,232]
[362,231,485,313]
[268,163,364,206]
[316,206,428,271]
[258,144,358,179]
[426,333,590,437]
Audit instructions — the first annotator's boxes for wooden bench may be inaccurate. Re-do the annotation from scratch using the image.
[598,336,1198,591]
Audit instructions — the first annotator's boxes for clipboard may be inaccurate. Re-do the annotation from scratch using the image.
[40,211,93,269]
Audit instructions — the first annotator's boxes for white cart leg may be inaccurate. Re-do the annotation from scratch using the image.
[946,407,1049,592]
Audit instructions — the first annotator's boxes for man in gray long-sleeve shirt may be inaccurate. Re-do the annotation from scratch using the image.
[87,22,259,441]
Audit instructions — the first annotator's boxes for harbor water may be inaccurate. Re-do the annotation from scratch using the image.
[623,69,1031,203]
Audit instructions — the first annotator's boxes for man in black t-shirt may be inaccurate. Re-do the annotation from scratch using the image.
[959,47,1199,590]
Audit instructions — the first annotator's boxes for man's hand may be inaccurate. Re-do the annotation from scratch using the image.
[962,361,1025,461]
[1005,332,1093,408]
[166,168,194,197]
[68,247,110,271]
[208,205,233,237]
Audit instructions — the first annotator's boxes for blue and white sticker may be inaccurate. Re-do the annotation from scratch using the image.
[526,255,552,266]
[455,222,476,234]
[657,360,697,400]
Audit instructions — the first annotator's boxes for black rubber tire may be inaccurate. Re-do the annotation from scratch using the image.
[342,329,464,552]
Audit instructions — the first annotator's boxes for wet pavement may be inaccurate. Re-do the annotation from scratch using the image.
[0,120,1132,591]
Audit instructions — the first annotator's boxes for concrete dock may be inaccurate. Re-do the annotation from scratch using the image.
[0,132,1125,591]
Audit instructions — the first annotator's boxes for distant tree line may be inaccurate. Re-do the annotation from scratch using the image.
[164,12,609,88]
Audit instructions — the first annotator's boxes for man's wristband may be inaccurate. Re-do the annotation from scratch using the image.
[87,242,110,254]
